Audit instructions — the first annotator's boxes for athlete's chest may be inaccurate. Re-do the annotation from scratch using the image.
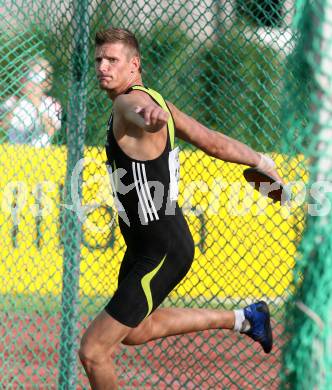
[111,117,168,161]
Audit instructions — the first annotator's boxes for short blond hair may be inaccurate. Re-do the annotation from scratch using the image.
[95,27,141,72]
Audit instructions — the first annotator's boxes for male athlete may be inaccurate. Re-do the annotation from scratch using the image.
[79,27,282,389]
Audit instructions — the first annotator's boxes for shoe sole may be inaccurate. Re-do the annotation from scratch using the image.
[259,301,273,353]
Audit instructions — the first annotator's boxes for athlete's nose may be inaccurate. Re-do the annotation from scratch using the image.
[99,59,109,73]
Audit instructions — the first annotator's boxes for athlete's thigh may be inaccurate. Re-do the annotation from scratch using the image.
[117,248,136,286]
[105,214,194,329]
[105,252,166,328]
[149,221,195,306]
[106,233,194,329]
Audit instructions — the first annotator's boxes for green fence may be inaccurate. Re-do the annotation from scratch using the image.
[281,0,332,389]
[0,0,330,388]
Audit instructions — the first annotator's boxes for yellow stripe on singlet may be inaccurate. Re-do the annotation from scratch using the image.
[130,85,175,149]
[141,255,166,318]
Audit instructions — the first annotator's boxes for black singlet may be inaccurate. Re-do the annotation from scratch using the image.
[104,86,195,327]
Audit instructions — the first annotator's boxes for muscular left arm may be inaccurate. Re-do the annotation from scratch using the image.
[168,102,260,166]
[167,101,283,182]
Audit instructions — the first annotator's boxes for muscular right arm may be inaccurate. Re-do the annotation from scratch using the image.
[113,93,169,133]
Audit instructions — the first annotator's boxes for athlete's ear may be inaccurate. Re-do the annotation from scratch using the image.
[130,55,140,73]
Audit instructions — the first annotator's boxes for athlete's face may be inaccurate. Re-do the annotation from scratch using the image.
[95,42,139,94]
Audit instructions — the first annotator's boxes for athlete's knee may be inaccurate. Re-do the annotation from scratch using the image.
[122,317,154,345]
[79,332,113,368]
[79,338,102,368]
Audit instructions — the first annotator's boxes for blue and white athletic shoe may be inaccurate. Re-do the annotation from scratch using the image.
[242,301,273,354]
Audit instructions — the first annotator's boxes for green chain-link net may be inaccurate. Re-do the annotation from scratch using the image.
[281,0,332,389]
[0,0,322,388]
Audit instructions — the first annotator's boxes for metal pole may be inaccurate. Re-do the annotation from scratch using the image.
[58,0,89,387]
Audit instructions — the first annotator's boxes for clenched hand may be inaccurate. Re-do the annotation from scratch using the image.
[135,105,169,131]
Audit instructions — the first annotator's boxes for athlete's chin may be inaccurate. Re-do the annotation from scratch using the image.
[99,83,111,90]
[99,82,115,91]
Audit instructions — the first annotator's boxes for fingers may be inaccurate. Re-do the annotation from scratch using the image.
[134,105,169,127]
[256,154,285,184]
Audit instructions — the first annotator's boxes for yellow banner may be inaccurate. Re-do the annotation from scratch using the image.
[0,144,306,300]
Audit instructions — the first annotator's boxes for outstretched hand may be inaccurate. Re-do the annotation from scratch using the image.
[256,154,284,184]
[135,105,169,131]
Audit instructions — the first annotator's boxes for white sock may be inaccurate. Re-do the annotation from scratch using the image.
[233,309,250,332]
